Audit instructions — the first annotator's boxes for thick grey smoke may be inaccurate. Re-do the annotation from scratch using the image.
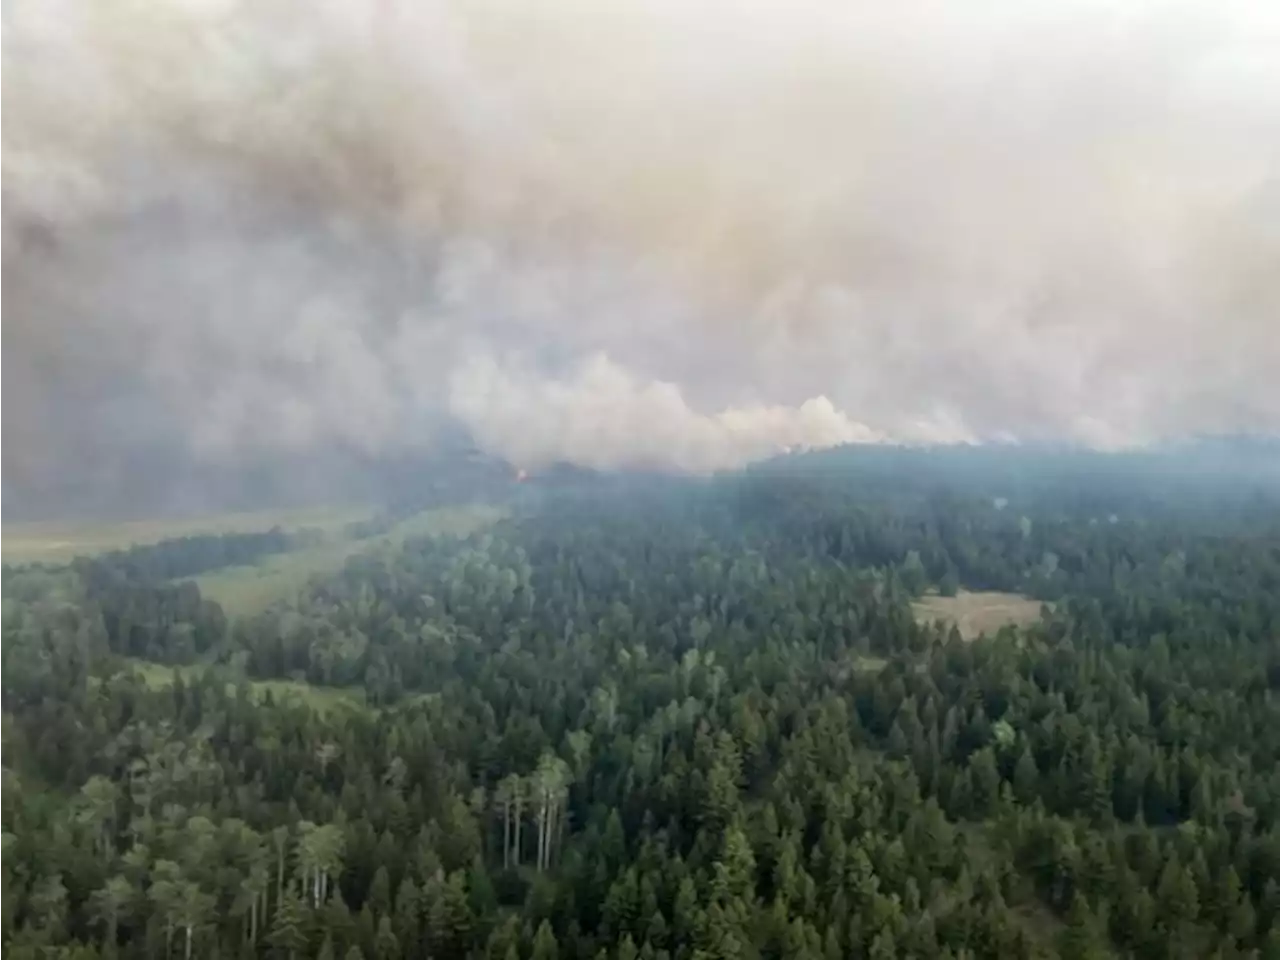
[4,0,1279,506]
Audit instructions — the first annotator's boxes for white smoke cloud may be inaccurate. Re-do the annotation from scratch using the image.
[3,0,1279,498]
[449,353,892,473]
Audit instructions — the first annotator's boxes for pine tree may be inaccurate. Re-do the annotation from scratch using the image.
[268,882,309,960]
[88,876,133,951]
[367,867,392,919]
[426,871,474,960]
[1058,892,1109,960]
[324,893,355,951]
[645,911,668,951]
[1156,856,1200,923]
[356,906,377,958]
[393,876,421,948]
[1012,746,1039,804]
[822,926,842,960]
[531,919,559,960]
[374,917,400,960]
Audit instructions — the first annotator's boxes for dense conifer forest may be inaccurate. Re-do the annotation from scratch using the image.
[5,445,1280,959]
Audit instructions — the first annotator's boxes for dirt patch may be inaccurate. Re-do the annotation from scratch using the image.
[912,590,1046,640]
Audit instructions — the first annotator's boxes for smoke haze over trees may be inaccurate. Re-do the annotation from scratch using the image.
[4,445,1280,957]
[4,0,1279,515]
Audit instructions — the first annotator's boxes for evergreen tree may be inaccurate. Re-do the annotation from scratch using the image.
[532,920,560,960]
[268,882,309,960]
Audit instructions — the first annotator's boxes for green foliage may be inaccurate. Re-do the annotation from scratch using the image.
[3,446,1280,959]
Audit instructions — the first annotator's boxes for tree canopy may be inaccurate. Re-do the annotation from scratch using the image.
[4,444,1280,958]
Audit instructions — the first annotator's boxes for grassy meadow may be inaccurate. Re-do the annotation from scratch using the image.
[1,504,375,564]
[8,500,504,720]
[912,589,1048,640]
[113,658,367,718]
[3,501,504,617]
[193,502,505,616]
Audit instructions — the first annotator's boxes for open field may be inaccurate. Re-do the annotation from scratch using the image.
[388,503,507,539]
[3,500,504,617]
[194,502,505,616]
[912,589,1047,640]
[117,659,367,717]
[194,538,391,617]
[850,654,890,674]
[2,504,375,563]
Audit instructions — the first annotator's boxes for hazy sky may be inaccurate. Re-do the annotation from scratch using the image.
[4,0,1279,502]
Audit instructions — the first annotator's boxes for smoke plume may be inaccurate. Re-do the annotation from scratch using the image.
[4,0,1279,511]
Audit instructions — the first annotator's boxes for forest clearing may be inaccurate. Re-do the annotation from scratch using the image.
[912,589,1047,640]
[1,504,373,563]
[193,503,504,616]
[99,659,369,718]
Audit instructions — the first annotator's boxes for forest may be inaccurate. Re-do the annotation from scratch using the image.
[4,443,1280,959]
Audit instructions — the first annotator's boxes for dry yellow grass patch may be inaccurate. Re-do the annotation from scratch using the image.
[912,590,1046,641]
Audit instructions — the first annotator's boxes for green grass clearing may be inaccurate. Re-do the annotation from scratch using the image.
[389,504,508,539]
[117,658,204,690]
[114,659,366,718]
[912,590,1047,641]
[193,539,381,617]
[248,679,368,716]
[2,504,375,563]
[194,503,506,617]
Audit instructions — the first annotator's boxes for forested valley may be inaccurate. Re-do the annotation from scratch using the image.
[4,444,1280,959]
